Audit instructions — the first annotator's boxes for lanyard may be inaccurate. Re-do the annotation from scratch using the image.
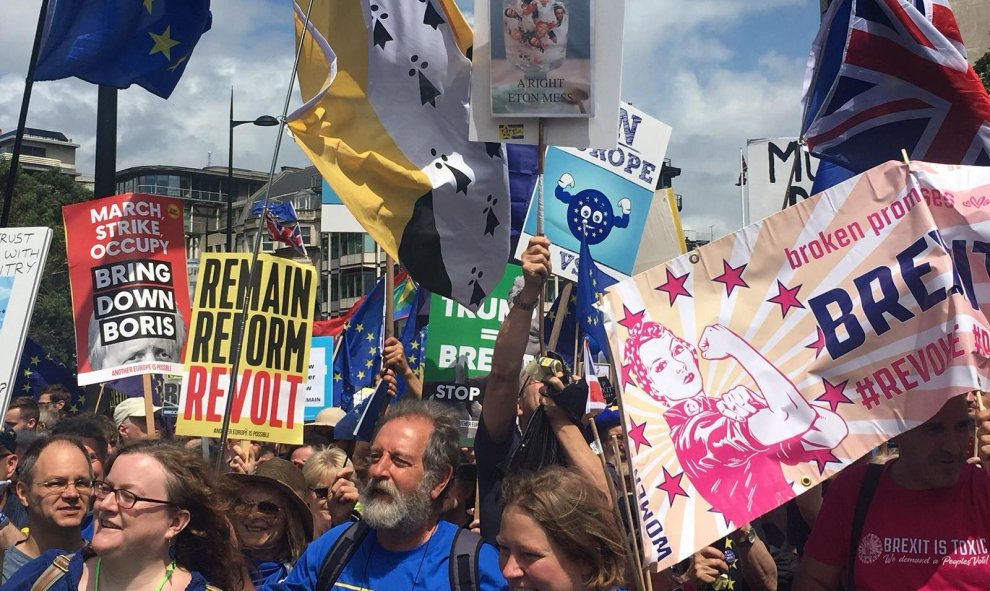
[93,558,177,591]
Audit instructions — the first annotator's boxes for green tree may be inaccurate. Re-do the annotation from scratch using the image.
[0,162,92,367]
[976,49,990,94]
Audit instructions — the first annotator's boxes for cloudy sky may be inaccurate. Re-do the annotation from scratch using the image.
[0,0,822,240]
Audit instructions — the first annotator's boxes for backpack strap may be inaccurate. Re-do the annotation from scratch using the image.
[30,553,73,591]
[448,527,483,591]
[845,463,883,591]
[316,521,369,591]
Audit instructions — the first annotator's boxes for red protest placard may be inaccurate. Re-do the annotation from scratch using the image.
[63,193,190,385]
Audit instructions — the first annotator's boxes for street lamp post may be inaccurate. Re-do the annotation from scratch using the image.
[227,88,279,251]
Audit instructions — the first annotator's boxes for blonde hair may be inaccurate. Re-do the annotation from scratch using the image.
[302,446,348,487]
[502,467,629,590]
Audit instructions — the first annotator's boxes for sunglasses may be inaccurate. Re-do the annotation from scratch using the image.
[310,487,330,500]
[235,498,282,516]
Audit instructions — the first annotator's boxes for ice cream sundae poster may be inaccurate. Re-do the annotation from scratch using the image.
[514,103,672,281]
[491,0,594,117]
[601,161,990,569]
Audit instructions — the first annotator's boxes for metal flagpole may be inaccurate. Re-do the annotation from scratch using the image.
[215,0,317,471]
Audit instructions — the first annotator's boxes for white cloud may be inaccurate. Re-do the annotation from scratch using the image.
[0,0,821,240]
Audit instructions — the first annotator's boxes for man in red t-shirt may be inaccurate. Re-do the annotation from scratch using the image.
[796,395,990,590]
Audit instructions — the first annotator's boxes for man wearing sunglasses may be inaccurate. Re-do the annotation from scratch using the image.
[2,435,93,582]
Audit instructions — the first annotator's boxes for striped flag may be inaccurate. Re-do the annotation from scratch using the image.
[582,337,605,418]
[288,0,511,310]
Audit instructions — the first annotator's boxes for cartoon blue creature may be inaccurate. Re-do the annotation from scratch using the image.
[555,173,631,245]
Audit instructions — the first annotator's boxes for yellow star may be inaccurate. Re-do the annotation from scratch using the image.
[30,356,40,365]
[21,383,30,392]
[548,310,557,321]
[368,347,377,355]
[365,359,374,369]
[69,404,79,413]
[78,395,86,405]
[333,372,342,382]
[149,26,180,61]
[343,321,350,330]
[570,295,577,304]
[724,538,733,549]
[144,0,154,13]
[357,370,366,380]
[166,55,188,72]
[365,333,375,342]
[23,368,32,378]
[410,341,419,350]
[355,323,364,333]
[408,355,417,365]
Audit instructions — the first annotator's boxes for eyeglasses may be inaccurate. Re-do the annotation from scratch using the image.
[35,478,93,496]
[93,481,174,509]
[235,498,282,516]
[310,487,330,500]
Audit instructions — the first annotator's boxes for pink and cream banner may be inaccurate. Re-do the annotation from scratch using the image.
[601,161,990,569]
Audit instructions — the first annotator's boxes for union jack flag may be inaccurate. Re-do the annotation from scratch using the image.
[252,199,307,257]
[801,0,990,191]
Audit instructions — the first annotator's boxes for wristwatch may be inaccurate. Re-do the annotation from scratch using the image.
[511,292,538,312]
[731,526,757,547]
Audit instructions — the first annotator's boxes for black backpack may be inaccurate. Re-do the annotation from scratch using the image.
[315,521,484,590]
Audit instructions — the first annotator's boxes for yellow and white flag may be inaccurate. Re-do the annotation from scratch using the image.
[288,0,511,309]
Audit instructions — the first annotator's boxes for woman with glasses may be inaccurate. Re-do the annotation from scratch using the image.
[2,439,245,590]
[225,458,312,586]
[301,446,358,538]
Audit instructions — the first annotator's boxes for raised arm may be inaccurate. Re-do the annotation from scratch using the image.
[699,324,816,444]
[480,236,551,443]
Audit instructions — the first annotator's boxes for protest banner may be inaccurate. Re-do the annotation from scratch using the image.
[176,253,316,444]
[0,228,52,410]
[745,137,820,225]
[515,103,680,282]
[491,0,593,118]
[425,264,522,383]
[63,194,190,385]
[469,0,623,147]
[601,161,990,570]
[304,335,335,421]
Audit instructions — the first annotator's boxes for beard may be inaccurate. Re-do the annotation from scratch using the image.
[360,476,435,536]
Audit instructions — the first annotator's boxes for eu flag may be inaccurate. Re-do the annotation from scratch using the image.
[13,338,86,413]
[331,276,385,411]
[34,0,212,99]
[577,231,617,360]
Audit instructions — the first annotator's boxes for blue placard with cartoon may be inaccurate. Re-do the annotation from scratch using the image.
[515,103,673,281]
[304,336,336,421]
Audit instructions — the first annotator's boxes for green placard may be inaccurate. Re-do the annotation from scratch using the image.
[424,264,522,382]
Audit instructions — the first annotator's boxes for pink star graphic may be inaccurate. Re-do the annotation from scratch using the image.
[656,467,689,506]
[767,280,805,317]
[620,362,637,388]
[815,378,853,413]
[618,306,645,330]
[656,269,692,305]
[713,260,749,297]
[806,327,826,358]
[707,506,733,529]
[808,448,841,475]
[627,420,652,454]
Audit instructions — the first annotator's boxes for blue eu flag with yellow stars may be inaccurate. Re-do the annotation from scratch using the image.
[331,276,385,412]
[34,0,212,99]
[14,338,86,412]
[577,230,617,360]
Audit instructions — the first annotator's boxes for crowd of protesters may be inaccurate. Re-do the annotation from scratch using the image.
[1,237,989,590]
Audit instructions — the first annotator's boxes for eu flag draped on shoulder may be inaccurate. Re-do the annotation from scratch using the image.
[287,0,511,310]
[802,0,990,193]
[34,0,212,99]
[331,276,386,411]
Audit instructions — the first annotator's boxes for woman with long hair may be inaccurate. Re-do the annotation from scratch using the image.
[225,458,312,585]
[3,439,245,590]
[497,466,629,591]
